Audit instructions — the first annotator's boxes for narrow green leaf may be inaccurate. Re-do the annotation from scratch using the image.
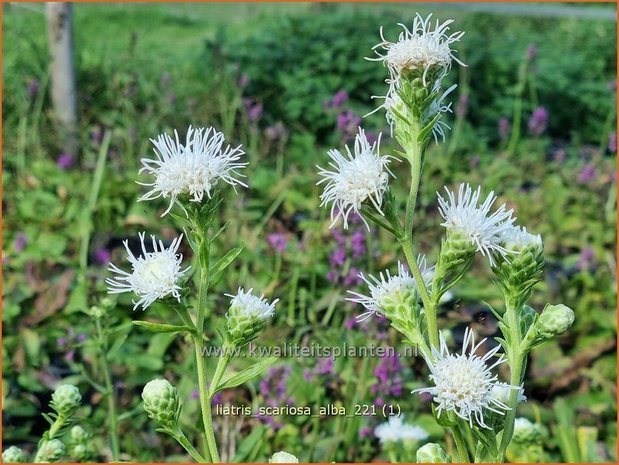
[209,244,244,284]
[132,320,192,334]
[214,356,278,394]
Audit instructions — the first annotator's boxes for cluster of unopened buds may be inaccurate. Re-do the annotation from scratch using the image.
[317,12,574,463]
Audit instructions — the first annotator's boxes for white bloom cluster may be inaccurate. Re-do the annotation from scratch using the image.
[227,288,278,319]
[371,14,465,89]
[374,416,429,444]
[437,183,517,265]
[413,328,518,429]
[348,258,433,321]
[317,128,393,229]
[500,225,542,251]
[107,232,189,310]
[139,126,247,215]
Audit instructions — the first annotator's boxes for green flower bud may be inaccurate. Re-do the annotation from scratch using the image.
[226,288,277,347]
[512,418,543,444]
[416,443,450,463]
[269,451,299,463]
[433,230,476,293]
[142,379,181,429]
[493,227,544,308]
[3,446,25,463]
[72,444,88,461]
[34,440,65,463]
[536,304,575,339]
[70,425,89,444]
[50,384,82,417]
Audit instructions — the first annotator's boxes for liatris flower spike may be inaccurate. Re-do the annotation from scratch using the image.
[413,328,519,429]
[139,126,247,216]
[226,288,278,347]
[34,439,65,463]
[270,451,299,463]
[2,446,25,463]
[416,443,450,463]
[142,379,181,430]
[106,232,190,310]
[317,127,394,230]
[370,13,465,93]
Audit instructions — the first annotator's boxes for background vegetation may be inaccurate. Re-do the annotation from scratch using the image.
[3,2,617,462]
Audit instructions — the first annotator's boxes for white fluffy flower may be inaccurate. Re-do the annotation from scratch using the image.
[413,328,517,429]
[106,232,189,310]
[348,257,433,321]
[139,126,247,215]
[500,226,542,251]
[375,416,430,444]
[227,288,278,319]
[437,183,517,265]
[370,14,465,94]
[317,128,393,229]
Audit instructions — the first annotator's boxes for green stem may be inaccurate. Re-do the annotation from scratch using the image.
[173,428,208,463]
[507,59,527,157]
[194,339,219,463]
[399,237,436,347]
[47,415,66,440]
[498,304,526,461]
[451,425,471,463]
[95,318,121,461]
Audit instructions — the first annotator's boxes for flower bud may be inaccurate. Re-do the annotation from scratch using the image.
[535,304,574,339]
[70,425,89,444]
[3,446,25,463]
[71,444,88,461]
[50,384,82,417]
[493,227,544,309]
[269,451,299,463]
[34,439,65,463]
[433,230,476,289]
[512,418,543,444]
[142,379,181,429]
[416,443,450,463]
[226,288,277,347]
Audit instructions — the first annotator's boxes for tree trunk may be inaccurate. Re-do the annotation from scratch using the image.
[46,2,78,155]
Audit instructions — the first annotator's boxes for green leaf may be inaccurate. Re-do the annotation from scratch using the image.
[232,425,266,463]
[132,320,192,333]
[209,244,245,284]
[214,356,279,394]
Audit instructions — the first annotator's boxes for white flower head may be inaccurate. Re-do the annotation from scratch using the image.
[437,183,517,265]
[413,328,518,429]
[348,257,433,321]
[317,127,394,230]
[139,126,248,216]
[500,225,542,251]
[106,232,189,310]
[227,288,278,320]
[370,14,465,95]
[374,416,429,444]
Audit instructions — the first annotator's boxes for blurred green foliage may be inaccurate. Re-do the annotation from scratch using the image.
[2,2,617,463]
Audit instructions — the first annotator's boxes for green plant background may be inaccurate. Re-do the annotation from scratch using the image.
[2,2,617,463]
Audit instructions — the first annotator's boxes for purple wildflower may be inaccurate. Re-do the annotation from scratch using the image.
[331,90,349,108]
[77,334,87,343]
[56,153,75,170]
[315,357,335,376]
[56,337,67,347]
[329,248,346,267]
[268,233,288,253]
[265,122,287,141]
[577,164,597,184]
[575,247,595,271]
[14,233,27,252]
[359,427,373,439]
[498,117,511,142]
[27,78,40,100]
[239,74,250,89]
[370,354,404,403]
[336,110,362,142]
[94,248,111,265]
[553,149,566,163]
[343,267,364,287]
[609,131,617,153]
[528,107,548,137]
[351,231,366,259]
